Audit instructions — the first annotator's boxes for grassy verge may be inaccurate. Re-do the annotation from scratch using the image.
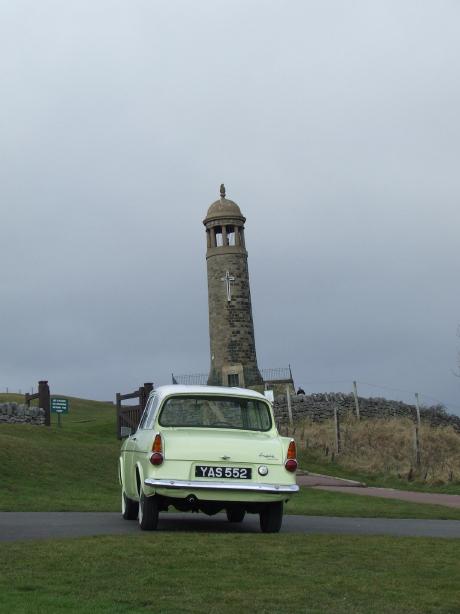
[299,451,460,495]
[286,487,460,519]
[0,534,459,613]
[295,415,460,494]
[0,395,119,512]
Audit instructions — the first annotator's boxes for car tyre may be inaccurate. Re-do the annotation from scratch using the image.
[259,501,283,533]
[138,492,159,531]
[226,507,246,523]
[122,490,139,520]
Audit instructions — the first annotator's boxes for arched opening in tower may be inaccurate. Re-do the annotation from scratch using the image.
[226,225,236,246]
[215,226,223,247]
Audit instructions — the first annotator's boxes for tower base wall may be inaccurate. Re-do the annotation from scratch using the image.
[207,363,263,388]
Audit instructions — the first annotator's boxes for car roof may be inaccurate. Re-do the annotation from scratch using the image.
[150,385,268,403]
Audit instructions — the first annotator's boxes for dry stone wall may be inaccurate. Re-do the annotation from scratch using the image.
[273,392,460,432]
[0,403,45,425]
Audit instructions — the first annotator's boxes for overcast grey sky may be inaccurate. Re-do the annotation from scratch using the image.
[1,1,459,413]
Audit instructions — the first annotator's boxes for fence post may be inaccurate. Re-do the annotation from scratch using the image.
[286,385,293,430]
[414,392,421,428]
[116,393,121,439]
[414,424,421,468]
[137,386,144,412]
[352,380,360,420]
[143,382,154,408]
[288,364,295,389]
[38,380,50,426]
[334,407,341,454]
[139,386,146,413]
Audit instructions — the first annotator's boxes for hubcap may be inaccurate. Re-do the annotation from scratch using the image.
[138,497,143,523]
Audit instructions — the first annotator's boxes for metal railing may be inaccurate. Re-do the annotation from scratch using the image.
[171,366,293,386]
[171,373,208,385]
[261,367,293,382]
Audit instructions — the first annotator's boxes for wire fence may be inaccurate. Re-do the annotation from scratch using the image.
[2,387,34,395]
[3,377,459,415]
[167,375,460,415]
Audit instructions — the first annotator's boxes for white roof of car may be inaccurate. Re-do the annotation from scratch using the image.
[151,385,267,403]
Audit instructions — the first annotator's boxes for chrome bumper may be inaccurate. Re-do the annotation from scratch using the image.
[144,477,299,495]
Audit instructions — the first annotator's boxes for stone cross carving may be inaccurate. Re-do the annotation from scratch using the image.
[221,270,235,302]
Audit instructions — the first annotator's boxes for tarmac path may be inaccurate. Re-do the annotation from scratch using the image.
[313,485,460,508]
[1,512,460,542]
[297,473,460,509]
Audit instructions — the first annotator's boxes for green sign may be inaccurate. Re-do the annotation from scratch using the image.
[51,398,69,414]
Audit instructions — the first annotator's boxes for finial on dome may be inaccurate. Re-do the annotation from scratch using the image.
[220,183,226,199]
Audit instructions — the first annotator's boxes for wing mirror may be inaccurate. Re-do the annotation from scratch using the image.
[120,426,133,438]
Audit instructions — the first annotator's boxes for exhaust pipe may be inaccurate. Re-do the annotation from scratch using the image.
[186,494,198,507]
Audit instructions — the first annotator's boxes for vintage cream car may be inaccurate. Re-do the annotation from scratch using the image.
[119,385,299,533]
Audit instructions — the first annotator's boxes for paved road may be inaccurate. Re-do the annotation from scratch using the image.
[1,512,460,542]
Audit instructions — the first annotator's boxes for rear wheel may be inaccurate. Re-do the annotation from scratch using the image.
[259,501,283,533]
[138,492,159,531]
[121,491,139,520]
[226,507,246,523]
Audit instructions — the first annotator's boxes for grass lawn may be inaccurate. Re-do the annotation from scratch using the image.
[0,533,459,613]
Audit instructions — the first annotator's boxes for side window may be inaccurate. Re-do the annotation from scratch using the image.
[138,397,153,430]
[144,394,161,430]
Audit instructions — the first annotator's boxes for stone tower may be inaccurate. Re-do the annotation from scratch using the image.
[204,185,263,388]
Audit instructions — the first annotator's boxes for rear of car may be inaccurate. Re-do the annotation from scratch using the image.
[119,386,299,533]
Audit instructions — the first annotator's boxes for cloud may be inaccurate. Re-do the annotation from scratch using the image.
[1,1,459,413]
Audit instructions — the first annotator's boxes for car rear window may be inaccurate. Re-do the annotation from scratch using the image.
[159,395,272,431]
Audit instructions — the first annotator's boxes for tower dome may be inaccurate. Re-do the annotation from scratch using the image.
[204,184,245,224]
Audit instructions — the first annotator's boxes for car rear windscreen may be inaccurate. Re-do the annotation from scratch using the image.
[159,395,272,431]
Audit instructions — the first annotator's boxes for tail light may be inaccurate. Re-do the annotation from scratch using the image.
[149,433,164,466]
[285,439,298,472]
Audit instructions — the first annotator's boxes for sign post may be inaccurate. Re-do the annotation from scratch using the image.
[51,398,69,427]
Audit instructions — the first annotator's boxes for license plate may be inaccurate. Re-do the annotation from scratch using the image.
[195,466,252,479]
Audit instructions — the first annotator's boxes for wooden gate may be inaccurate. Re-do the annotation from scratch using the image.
[116,382,153,439]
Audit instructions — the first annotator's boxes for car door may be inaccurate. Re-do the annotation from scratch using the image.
[122,431,139,499]
[129,394,159,492]
[121,397,152,497]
